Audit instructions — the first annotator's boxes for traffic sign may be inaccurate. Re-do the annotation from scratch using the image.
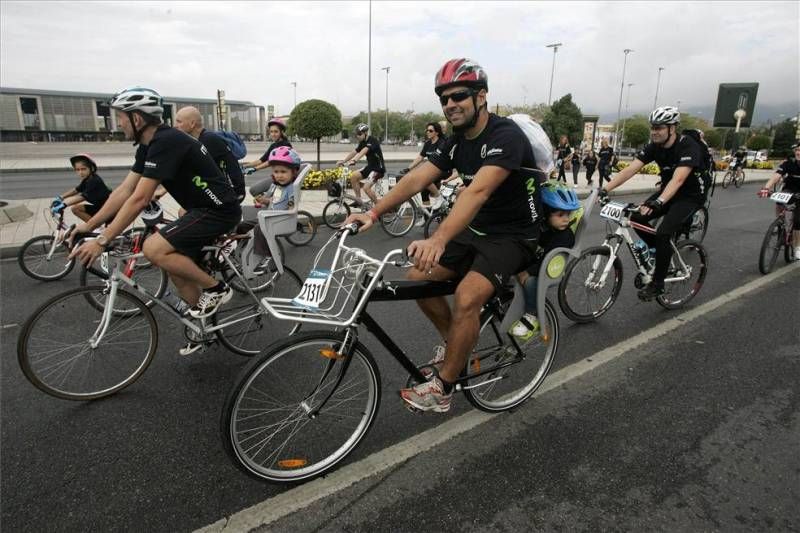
[713,83,758,128]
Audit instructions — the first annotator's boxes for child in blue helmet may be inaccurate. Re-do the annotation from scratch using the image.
[510,180,581,340]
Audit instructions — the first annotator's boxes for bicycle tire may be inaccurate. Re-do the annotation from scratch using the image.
[17,285,158,401]
[284,210,317,247]
[79,257,168,316]
[223,241,287,294]
[423,211,445,239]
[464,299,559,413]
[734,170,745,188]
[379,200,417,237]
[657,240,708,309]
[721,171,733,189]
[213,266,303,356]
[758,218,784,275]
[558,246,623,323]
[221,331,381,483]
[784,229,795,264]
[18,235,75,281]
[322,200,351,230]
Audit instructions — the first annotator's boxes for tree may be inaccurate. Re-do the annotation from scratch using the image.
[772,119,796,157]
[541,94,583,147]
[747,134,772,151]
[289,99,342,169]
[624,122,650,148]
[702,128,723,149]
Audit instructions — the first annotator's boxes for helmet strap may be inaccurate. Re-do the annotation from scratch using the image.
[128,112,142,147]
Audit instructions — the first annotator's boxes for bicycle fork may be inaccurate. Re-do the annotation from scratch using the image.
[89,275,122,348]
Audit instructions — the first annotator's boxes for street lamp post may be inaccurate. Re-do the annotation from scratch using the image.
[545,42,562,106]
[621,82,634,148]
[291,81,297,110]
[382,66,390,143]
[653,67,664,108]
[613,48,634,153]
[367,0,372,131]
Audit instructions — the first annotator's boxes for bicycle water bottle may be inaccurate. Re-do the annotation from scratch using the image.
[633,239,650,266]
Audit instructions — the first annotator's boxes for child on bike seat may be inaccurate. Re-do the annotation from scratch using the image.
[239,146,302,264]
[510,180,581,340]
[51,154,111,222]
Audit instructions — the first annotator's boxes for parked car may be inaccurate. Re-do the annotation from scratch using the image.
[746,150,768,163]
[402,140,415,146]
[338,138,351,144]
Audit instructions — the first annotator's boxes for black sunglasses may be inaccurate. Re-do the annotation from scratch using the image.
[439,90,474,106]
[426,128,435,133]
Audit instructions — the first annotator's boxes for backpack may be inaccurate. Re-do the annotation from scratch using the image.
[212,130,247,160]
[680,128,713,194]
[507,114,555,174]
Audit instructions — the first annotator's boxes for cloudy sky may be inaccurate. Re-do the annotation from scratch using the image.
[1,1,797,122]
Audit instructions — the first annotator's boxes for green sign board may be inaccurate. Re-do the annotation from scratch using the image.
[713,83,758,128]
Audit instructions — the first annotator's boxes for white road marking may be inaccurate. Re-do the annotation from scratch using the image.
[717,203,745,210]
[1,323,19,329]
[196,262,800,533]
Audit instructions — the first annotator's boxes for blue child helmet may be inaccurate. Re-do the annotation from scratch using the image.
[540,180,580,211]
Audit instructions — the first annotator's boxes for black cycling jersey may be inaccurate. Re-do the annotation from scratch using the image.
[598,146,615,163]
[420,137,446,159]
[428,113,542,239]
[356,135,386,171]
[525,226,575,275]
[556,144,572,161]
[734,150,746,162]
[132,125,238,210]
[75,173,111,207]
[776,157,800,191]
[636,135,707,199]
[198,129,245,199]
[258,139,293,163]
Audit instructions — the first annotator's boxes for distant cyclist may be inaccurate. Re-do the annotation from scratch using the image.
[51,153,112,222]
[175,106,245,201]
[71,86,241,328]
[345,58,544,413]
[336,123,386,206]
[405,121,450,209]
[601,106,710,301]
[730,145,747,173]
[758,142,800,260]
[242,117,292,173]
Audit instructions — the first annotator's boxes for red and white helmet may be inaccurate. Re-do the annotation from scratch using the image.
[69,153,98,173]
[434,58,488,96]
[268,146,301,168]
[267,117,286,131]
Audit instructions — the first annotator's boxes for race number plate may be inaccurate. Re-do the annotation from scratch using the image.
[388,176,397,188]
[770,192,793,204]
[441,184,455,198]
[292,269,332,309]
[599,202,627,222]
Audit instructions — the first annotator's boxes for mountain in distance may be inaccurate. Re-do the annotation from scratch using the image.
[595,101,798,126]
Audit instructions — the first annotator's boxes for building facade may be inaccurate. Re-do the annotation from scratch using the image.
[0,87,265,142]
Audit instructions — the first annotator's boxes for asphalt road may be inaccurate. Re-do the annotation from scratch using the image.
[0,162,415,200]
[1,183,798,532]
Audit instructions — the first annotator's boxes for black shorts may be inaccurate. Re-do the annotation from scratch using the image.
[438,229,539,292]
[84,202,104,216]
[358,167,385,182]
[159,205,242,261]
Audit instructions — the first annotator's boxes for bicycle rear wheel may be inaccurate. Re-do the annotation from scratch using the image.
[657,240,708,309]
[18,235,75,281]
[734,170,746,188]
[213,265,302,356]
[221,332,381,483]
[464,299,559,412]
[423,210,445,239]
[558,246,623,323]
[758,218,784,274]
[380,200,416,237]
[17,286,157,400]
[284,210,317,246]
[681,206,709,243]
[322,200,350,229]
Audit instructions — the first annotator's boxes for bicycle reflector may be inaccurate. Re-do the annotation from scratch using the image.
[319,347,344,360]
[277,459,308,469]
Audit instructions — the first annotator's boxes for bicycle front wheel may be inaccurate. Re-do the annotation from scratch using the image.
[721,171,733,189]
[79,257,168,316]
[657,240,708,309]
[214,266,303,356]
[758,218,784,275]
[17,286,158,400]
[558,246,623,323]
[221,332,381,483]
[18,235,75,281]
[464,299,559,413]
[322,200,350,229]
[734,170,746,188]
[380,200,416,237]
[284,210,317,246]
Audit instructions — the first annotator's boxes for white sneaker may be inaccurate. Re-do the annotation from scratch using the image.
[430,195,444,209]
[189,284,233,319]
[794,247,800,261]
[509,313,540,342]
[179,342,205,356]
[414,217,425,227]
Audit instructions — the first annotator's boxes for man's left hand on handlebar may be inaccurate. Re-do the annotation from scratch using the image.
[757,187,770,198]
[407,236,446,273]
[343,211,375,232]
[640,197,664,216]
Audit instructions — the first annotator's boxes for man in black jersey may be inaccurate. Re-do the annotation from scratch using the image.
[346,58,544,413]
[71,87,242,334]
[758,143,800,260]
[175,106,245,201]
[601,106,709,301]
[337,123,386,206]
